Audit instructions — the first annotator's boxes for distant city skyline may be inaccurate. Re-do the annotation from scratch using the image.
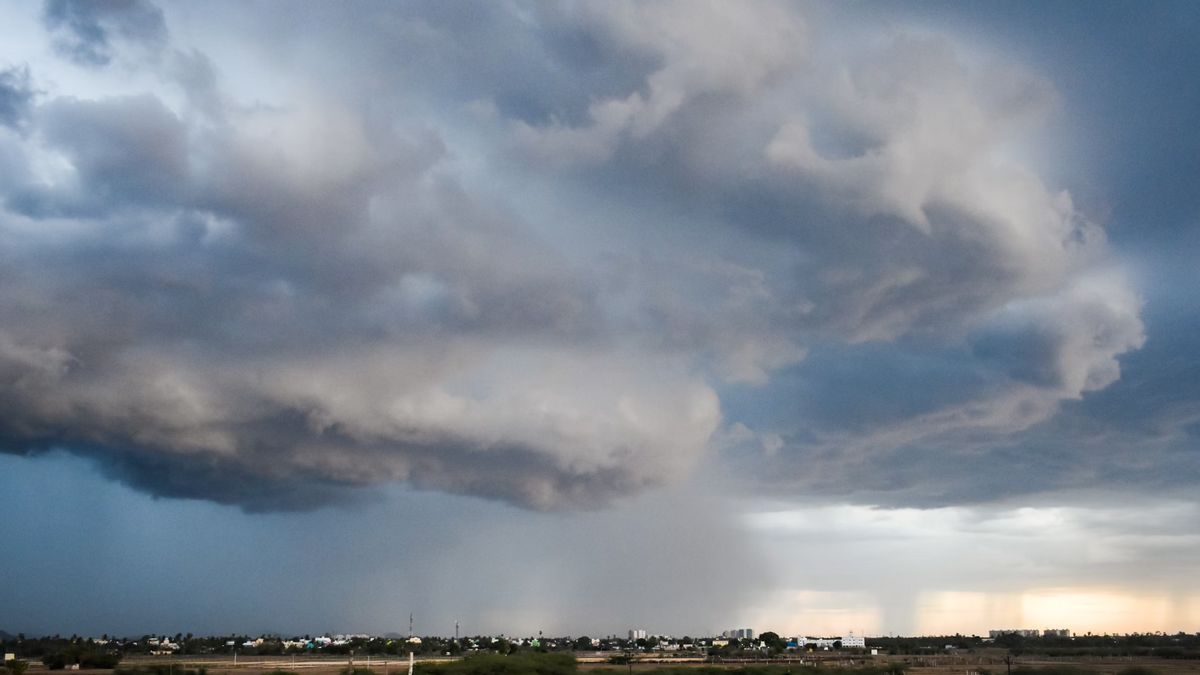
[2,1,1200,638]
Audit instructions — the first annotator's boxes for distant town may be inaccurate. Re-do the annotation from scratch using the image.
[6,625,1200,672]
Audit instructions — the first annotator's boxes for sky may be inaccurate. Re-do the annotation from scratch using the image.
[1,0,1199,639]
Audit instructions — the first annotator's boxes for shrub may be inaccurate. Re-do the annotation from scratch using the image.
[420,652,576,675]
[79,652,122,669]
[1116,668,1159,675]
[114,667,208,675]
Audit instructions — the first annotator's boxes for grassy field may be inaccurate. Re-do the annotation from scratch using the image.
[12,653,1200,675]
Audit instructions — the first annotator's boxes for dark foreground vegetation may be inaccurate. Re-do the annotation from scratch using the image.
[4,632,1200,675]
[419,656,909,675]
[420,653,579,675]
[869,633,1200,659]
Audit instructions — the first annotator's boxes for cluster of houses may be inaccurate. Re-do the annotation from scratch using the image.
[619,630,868,652]
[78,631,871,655]
[788,634,867,649]
[987,629,1071,639]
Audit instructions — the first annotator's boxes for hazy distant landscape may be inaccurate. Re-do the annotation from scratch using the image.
[3,0,1200,650]
[7,632,1200,675]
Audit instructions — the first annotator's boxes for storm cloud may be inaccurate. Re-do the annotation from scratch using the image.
[0,0,1158,514]
[41,0,166,66]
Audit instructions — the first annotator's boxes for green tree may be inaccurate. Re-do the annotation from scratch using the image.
[759,632,787,654]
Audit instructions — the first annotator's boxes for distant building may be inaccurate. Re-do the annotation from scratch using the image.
[1043,629,1071,638]
[629,630,647,641]
[842,633,866,648]
[795,636,858,650]
[722,629,753,639]
[989,629,1040,639]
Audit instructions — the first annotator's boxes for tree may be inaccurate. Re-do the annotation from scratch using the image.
[995,633,1025,656]
[5,661,29,675]
[573,636,593,651]
[759,632,787,654]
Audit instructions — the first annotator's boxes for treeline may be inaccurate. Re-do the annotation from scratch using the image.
[1011,667,1161,675]
[414,655,907,675]
[0,635,121,670]
[600,666,906,675]
[867,633,1200,659]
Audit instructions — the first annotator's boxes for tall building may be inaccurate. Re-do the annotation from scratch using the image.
[722,629,754,639]
[629,629,647,641]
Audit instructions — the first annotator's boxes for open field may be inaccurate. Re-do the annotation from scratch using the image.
[576,657,1200,675]
[12,654,1200,675]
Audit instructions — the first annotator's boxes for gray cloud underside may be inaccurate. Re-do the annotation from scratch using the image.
[0,0,1155,511]
[0,65,34,131]
[41,0,166,66]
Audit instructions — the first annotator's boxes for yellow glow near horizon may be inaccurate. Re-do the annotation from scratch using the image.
[915,589,1200,635]
[746,590,883,637]
[751,588,1200,637]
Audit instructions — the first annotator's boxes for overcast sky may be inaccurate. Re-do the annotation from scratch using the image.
[2,0,1199,639]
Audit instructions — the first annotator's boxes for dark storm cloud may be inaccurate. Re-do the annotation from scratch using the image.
[0,39,718,510]
[498,6,1143,457]
[42,0,166,66]
[0,65,34,130]
[31,95,188,211]
[1,0,1180,515]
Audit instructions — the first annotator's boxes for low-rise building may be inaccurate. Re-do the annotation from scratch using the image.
[989,629,1040,639]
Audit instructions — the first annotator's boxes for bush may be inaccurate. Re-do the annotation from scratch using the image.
[1012,667,1098,675]
[1117,668,1159,675]
[114,667,208,675]
[341,668,378,675]
[420,652,576,675]
[43,653,67,670]
[79,652,122,669]
[4,661,29,675]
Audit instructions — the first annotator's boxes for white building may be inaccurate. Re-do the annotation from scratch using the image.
[989,629,1040,639]
[842,633,866,648]
[629,629,647,640]
[795,634,864,649]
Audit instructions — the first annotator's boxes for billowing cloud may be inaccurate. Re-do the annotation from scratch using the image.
[0,64,34,131]
[0,79,721,510]
[0,1,1155,513]
[41,0,166,66]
